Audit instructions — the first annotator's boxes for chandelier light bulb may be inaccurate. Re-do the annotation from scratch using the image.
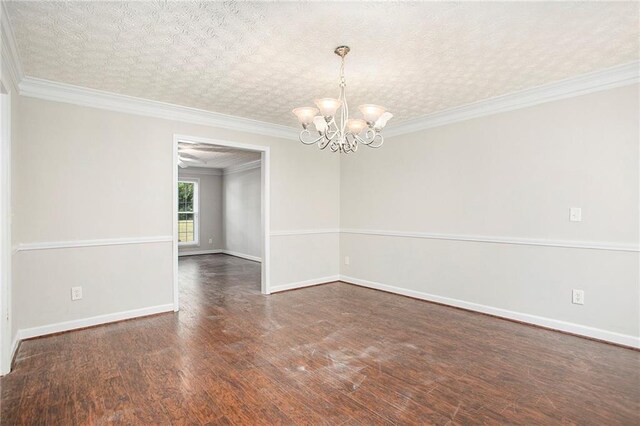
[294,46,392,153]
[292,107,319,125]
[358,104,386,124]
[347,118,367,134]
[314,98,342,117]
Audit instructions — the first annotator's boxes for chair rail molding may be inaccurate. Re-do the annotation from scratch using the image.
[270,229,341,236]
[340,228,640,253]
[15,236,173,252]
[385,61,640,137]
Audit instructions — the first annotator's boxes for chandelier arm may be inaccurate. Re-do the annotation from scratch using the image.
[341,133,358,154]
[356,128,376,144]
[299,129,326,145]
[325,121,341,141]
[318,137,333,150]
[354,130,384,148]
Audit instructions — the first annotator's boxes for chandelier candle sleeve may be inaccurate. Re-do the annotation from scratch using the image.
[292,46,392,154]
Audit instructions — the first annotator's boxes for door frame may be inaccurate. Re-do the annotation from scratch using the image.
[172,134,271,311]
[0,82,12,375]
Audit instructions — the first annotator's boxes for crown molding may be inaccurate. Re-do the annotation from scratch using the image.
[223,159,261,175]
[385,61,640,138]
[179,166,223,176]
[0,2,24,88]
[18,77,300,140]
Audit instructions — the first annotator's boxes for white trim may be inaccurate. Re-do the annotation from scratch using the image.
[262,149,271,294]
[179,167,222,176]
[178,249,222,257]
[221,250,262,263]
[19,77,299,140]
[222,160,261,175]
[0,3,24,88]
[9,334,19,368]
[0,83,11,375]
[340,228,639,253]
[15,236,173,252]
[270,275,340,293]
[16,303,174,341]
[173,134,271,308]
[270,229,341,236]
[339,275,639,349]
[385,61,640,137]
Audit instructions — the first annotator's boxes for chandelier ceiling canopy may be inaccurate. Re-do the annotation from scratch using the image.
[292,46,392,154]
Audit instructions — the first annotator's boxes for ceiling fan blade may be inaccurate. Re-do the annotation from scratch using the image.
[178,152,202,161]
[178,155,206,164]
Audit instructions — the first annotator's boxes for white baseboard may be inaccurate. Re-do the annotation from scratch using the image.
[340,275,640,349]
[0,335,21,375]
[270,275,340,293]
[16,303,174,341]
[221,250,262,262]
[178,249,222,257]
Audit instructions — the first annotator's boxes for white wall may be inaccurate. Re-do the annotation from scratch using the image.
[178,169,223,254]
[223,166,262,260]
[340,84,639,344]
[12,95,340,338]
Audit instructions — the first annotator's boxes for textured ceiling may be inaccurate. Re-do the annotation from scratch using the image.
[6,1,639,127]
[178,142,260,169]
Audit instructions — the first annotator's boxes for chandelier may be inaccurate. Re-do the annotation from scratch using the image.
[292,46,392,153]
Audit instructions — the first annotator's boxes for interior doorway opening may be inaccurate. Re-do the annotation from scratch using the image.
[172,135,270,312]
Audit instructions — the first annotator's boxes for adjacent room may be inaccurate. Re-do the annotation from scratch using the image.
[177,140,266,313]
[0,1,638,424]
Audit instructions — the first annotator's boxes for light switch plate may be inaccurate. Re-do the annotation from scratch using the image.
[570,207,582,222]
[71,286,83,301]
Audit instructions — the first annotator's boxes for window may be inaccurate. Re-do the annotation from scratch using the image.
[178,179,199,246]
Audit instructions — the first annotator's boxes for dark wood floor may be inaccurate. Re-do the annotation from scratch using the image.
[1,254,638,424]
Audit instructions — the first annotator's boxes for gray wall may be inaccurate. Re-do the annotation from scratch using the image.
[340,84,639,341]
[178,169,223,254]
[223,165,262,260]
[7,75,638,351]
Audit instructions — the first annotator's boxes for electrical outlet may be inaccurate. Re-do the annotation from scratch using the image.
[572,289,584,305]
[71,286,83,301]
[344,256,350,265]
[570,207,582,222]
[209,238,213,245]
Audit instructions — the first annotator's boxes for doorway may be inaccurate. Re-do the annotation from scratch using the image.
[172,135,270,312]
